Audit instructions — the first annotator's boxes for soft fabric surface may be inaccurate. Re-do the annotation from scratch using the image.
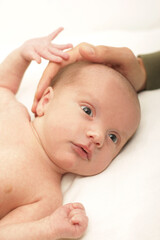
[0,0,160,239]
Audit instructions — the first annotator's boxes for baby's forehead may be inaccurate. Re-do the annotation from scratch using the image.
[74,63,130,93]
[71,64,137,108]
[52,62,117,89]
[53,61,137,103]
[74,63,125,85]
[81,64,137,98]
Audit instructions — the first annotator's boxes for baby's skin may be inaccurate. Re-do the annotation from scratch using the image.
[0,28,88,239]
[0,28,140,240]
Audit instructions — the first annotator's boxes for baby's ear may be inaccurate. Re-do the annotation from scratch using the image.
[36,87,54,117]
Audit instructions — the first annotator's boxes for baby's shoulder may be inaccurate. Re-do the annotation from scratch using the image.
[0,87,30,120]
[0,87,14,103]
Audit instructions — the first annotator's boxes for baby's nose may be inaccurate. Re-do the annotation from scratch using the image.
[86,130,104,148]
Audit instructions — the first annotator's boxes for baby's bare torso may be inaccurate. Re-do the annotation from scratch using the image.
[0,89,62,223]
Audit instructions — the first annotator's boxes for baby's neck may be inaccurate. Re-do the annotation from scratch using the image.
[30,120,64,183]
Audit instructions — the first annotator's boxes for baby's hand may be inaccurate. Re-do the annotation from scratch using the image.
[20,27,72,64]
[48,202,88,239]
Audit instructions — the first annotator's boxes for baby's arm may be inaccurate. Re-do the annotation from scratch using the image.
[0,203,88,240]
[0,218,51,240]
[0,27,72,94]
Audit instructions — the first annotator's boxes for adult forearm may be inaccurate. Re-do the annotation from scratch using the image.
[0,218,55,240]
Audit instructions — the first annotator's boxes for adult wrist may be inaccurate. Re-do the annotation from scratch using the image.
[137,57,147,91]
[138,51,160,90]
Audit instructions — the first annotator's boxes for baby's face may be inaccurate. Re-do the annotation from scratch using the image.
[38,64,140,176]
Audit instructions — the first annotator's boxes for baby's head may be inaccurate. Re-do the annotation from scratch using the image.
[35,61,140,176]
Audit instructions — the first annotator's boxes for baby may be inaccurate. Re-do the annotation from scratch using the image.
[0,29,140,239]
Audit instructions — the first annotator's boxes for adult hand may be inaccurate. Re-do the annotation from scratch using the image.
[79,45,146,92]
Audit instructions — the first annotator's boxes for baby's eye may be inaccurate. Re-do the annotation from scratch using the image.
[81,106,93,117]
[109,133,118,143]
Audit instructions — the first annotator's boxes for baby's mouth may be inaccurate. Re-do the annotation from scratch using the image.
[81,147,87,153]
[72,143,92,161]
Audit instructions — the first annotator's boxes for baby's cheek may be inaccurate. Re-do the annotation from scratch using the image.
[57,152,78,172]
[112,145,123,160]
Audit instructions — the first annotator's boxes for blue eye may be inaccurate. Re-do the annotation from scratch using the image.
[81,106,93,117]
[109,134,118,143]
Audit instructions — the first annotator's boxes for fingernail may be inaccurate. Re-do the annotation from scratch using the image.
[83,46,95,55]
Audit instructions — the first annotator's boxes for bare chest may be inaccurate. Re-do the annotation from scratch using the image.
[0,143,61,219]
[0,117,60,219]
[0,93,62,220]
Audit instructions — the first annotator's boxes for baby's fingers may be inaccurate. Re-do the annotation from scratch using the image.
[53,43,73,50]
[68,203,88,224]
[69,209,86,221]
[47,27,64,41]
[32,52,42,64]
[71,212,88,226]
[49,47,69,60]
[42,49,63,62]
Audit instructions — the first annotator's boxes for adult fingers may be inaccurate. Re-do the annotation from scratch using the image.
[79,45,134,66]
